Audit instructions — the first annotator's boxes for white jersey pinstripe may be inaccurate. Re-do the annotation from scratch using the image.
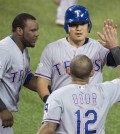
[42,78,120,134]
[0,36,31,112]
[35,38,109,92]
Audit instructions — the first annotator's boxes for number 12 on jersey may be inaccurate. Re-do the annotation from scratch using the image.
[75,110,97,134]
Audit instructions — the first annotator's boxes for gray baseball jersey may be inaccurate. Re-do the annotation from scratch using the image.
[35,38,109,92]
[42,78,120,134]
[0,36,31,112]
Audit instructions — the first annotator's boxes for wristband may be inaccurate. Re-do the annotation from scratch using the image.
[43,95,49,103]
[110,47,120,66]
[0,98,7,112]
[24,73,33,85]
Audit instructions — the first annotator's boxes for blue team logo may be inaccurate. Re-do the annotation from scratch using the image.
[44,103,48,112]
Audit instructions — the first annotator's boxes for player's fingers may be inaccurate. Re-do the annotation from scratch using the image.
[104,25,112,41]
[102,26,108,41]
[104,25,118,48]
[107,19,117,29]
[109,19,116,29]
[97,32,106,41]
[107,19,114,27]
[104,26,110,37]
[104,20,108,27]
[108,26,117,40]
[109,19,113,27]
[111,20,117,29]
[2,117,14,128]
[109,26,116,36]
[111,28,119,47]
[2,120,9,128]
[2,120,13,128]
[104,19,110,27]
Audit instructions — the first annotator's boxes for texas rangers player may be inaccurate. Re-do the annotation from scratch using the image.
[35,5,117,103]
[0,13,39,134]
[53,0,78,25]
[37,25,120,133]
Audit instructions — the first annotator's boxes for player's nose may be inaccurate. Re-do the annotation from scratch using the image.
[35,30,39,37]
[76,25,82,30]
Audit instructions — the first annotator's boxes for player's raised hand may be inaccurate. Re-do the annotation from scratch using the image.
[97,19,118,49]
[0,110,14,128]
[104,19,117,29]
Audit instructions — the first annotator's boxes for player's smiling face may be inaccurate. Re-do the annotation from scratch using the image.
[21,19,39,48]
[68,22,89,43]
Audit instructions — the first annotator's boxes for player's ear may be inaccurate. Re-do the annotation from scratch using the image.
[16,27,23,36]
[90,70,94,77]
[66,68,71,75]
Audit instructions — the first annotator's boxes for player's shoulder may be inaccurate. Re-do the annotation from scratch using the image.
[94,78,120,100]
[88,38,101,46]
[88,38,108,50]
[0,36,12,52]
[0,37,12,60]
[102,78,120,86]
[51,84,77,97]
[94,78,120,94]
[46,37,66,48]
[0,36,11,43]
[0,36,13,49]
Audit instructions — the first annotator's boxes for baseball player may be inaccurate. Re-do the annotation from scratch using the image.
[53,0,78,25]
[0,13,39,134]
[37,24,120,133]
[35,5,117,103]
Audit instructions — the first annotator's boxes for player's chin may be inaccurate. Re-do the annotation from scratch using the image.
[74,37,83,42]
[76,36,85,41]
[30,43,36,48]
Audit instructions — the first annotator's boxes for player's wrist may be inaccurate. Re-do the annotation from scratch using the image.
[0,98,7,112]
[110,46,120,66]
[43,95,49,103]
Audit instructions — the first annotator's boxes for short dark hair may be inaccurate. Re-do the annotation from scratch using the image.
[12,13,36,32]
[70,55,93,79]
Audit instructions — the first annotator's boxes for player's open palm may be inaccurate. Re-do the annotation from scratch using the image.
[0,110,14,128]
[97,19,118,49]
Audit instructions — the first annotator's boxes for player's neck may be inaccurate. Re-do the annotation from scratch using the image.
[67,37,86,48]
[11,34,25,53]
[72,78,89,85]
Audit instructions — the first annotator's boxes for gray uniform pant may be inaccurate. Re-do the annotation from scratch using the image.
[56,0,78,22]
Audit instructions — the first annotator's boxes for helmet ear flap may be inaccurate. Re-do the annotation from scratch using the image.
[64,23,69,34]
[88,21,92,33]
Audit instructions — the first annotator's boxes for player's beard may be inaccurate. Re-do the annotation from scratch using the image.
[21,36,35,48]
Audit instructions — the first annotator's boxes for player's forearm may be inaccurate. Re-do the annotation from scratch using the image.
[37,129,54,134]
[37,122,57,134]
[37,86,50,103]
[24,75,38,92]
[35,77,50,103]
